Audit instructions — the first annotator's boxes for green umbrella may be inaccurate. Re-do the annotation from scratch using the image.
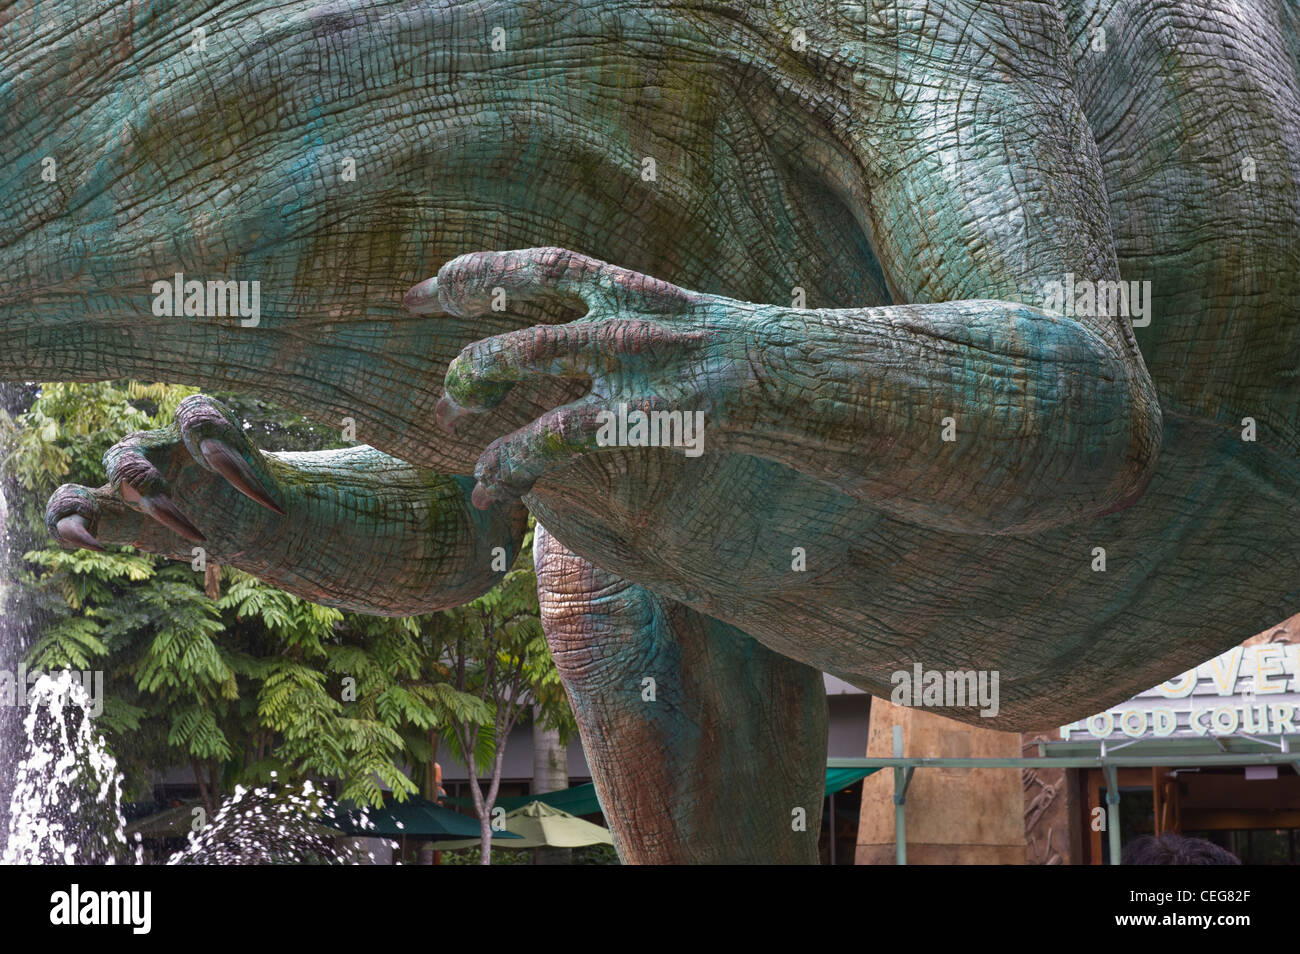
[436,800,614,850]
[319,794,522,842]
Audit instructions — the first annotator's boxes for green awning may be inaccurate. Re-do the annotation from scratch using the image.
[446,766,878,818]
[451,784,605,816]
[823,766,876,795]
[320,794,523,841]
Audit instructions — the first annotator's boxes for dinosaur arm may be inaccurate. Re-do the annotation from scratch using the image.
[47,395,527,615]
[787,0,1163,531]
[428,244,1159,535]
[721,0,1162,531]
[431,1,1161,534]
[722,298,1160,534]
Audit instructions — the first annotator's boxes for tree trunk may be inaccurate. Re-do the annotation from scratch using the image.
[466,763,493,866]
[417,736,441,865]
[204,561,221,599]
[479,813,492,865]
[191,757,215,818]
[531,707,571,865]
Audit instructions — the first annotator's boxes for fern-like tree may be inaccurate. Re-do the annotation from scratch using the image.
[1,382,503,823]
[436,525,575,864]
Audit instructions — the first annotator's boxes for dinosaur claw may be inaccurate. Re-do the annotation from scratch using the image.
[471,480,522,510]
[200,438,286,515]
[138,493,206,543]
[435,394,464,434]
[55,514,105,552]
[470,482,499,510]
[403,276,441,313]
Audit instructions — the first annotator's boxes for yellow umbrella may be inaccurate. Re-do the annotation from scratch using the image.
[437,800,614,850]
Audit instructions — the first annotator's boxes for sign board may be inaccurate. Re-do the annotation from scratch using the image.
[1059,644,1300,742]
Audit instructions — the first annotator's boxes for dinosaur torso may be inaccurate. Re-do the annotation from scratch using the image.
[2,0,1297,733]
[503,0,1300,728]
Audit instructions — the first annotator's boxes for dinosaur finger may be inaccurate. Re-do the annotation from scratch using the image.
[47,485,101,550]
[470,401,611,508]
[105,436,207,542]
[199,438,286,515]
[415,247,700,321]
[54,514,104,552]
[440,319,712,430]
[422,247,614,318]
[469,395,694,508]
[120,482,206,543]
[45,483,156,553]
[440,322,605,422]
[176,394,285,516]
[402,275,443,313]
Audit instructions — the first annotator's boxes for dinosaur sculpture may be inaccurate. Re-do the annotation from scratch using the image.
[2,0,1297,863]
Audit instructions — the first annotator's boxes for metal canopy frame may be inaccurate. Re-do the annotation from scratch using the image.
[831,728,1299,865]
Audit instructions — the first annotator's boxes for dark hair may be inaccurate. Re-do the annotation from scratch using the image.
[1122,833,1241,865]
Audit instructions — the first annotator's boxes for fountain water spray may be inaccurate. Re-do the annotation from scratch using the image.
[169,778,368,865]
[1,670,141,864]
[0,385,377,865]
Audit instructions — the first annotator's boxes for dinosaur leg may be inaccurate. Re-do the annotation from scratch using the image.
[533,523,826,864]
[46,394,527,615]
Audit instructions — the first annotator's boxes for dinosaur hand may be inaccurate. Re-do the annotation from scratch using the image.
[47,393,285,557]
[407,248,761,509]
[46,394,527,614]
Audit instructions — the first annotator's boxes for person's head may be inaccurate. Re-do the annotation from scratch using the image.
[1122,833,1241,865]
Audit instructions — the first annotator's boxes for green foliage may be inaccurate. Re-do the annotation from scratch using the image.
[437,843,621,866]
[572,843,621,865]
[1,380,575,818]
[437,525,577,761]
[432,522,579,863]
[134,582,233,697]
[438,846,532,866]
[168,704,233,761]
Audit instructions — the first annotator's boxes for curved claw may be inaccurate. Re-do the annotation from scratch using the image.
[435,395,466,435]
[199,438,286,515]
[55,514,105,552]
[137,493,205,543]
[403,276,442,313]
[471,481,505,511]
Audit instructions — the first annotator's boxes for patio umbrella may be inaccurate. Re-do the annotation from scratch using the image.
[435,800,614,850]
[319,794,522,842]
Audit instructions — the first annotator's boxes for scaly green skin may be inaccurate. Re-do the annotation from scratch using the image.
[2,0,1298,862]
[46,395,527,615]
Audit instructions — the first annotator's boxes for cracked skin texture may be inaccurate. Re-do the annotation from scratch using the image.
[2,0,1299,862]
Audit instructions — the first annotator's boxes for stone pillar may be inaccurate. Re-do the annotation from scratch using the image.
[855,699,1026,864]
